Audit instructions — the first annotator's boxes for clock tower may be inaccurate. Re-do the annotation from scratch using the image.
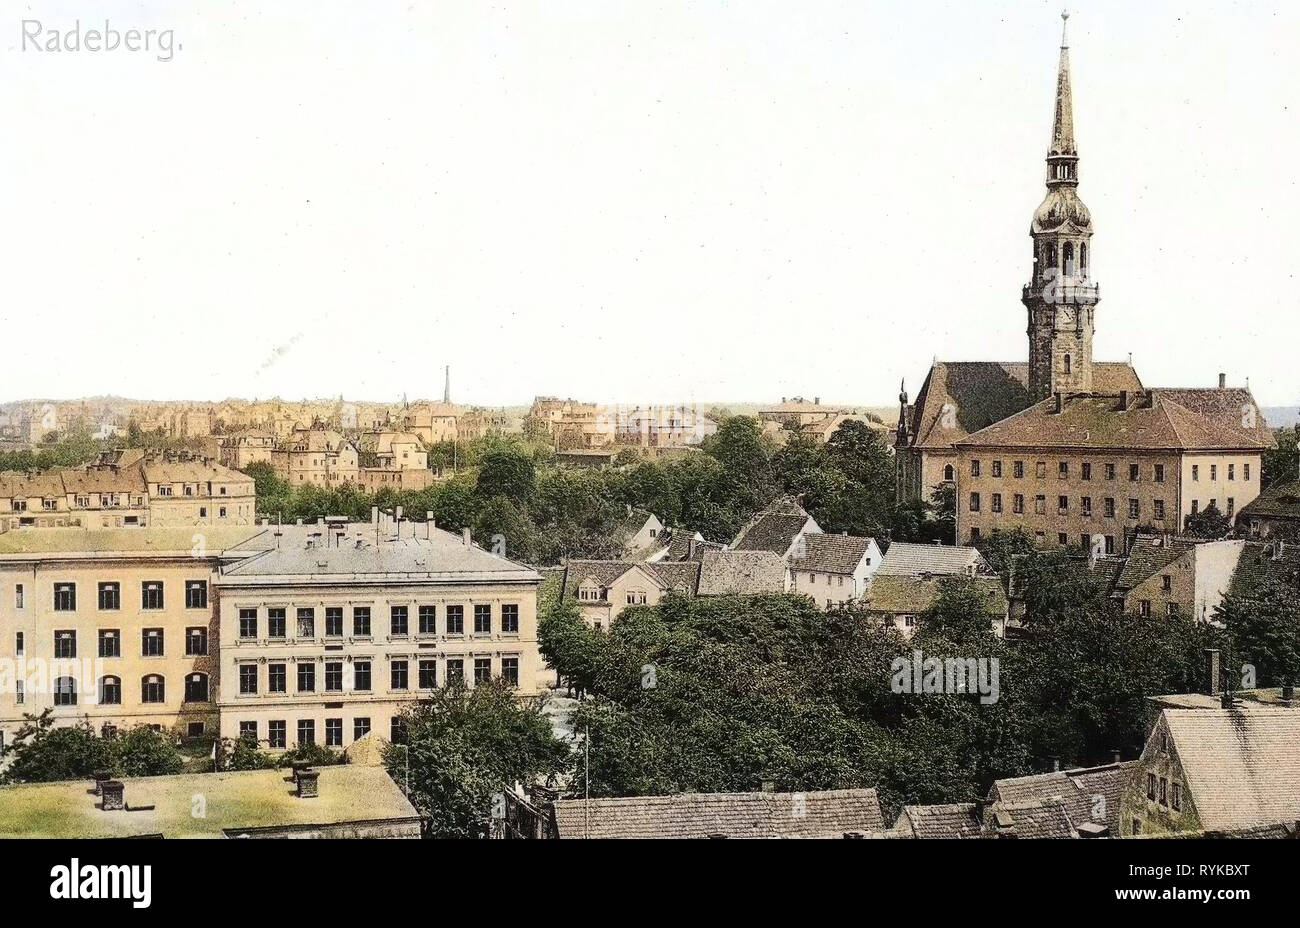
[1024,12,1099,401]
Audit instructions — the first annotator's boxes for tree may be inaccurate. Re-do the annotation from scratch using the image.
[1,713,184,784]
[385,681,570,839]
[1184,501,1232,539]
[475,443,536,505]
[1217,575,1300,689]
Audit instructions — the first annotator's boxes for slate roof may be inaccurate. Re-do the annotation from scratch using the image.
[550,789,884,839]
[789,534,875,575]
[697,550,788,596]
[907,361,1142,450]
[730,497,817,555]
[957,391,1270,452]
[1164,708,1300,832]
[897,803,983,839]
[864,575,1008,616]
[1239,480,1300,521]
[988,762,1134,835]
[876,542,988,577]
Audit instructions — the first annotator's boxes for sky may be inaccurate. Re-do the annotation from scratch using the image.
[2,0,1297,408]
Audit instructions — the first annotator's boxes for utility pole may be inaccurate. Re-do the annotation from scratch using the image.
[584,723,590,839]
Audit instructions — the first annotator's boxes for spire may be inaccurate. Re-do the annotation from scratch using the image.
[1051,11,1075,156]
[443,365,451,405]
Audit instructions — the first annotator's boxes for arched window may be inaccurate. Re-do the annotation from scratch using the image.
[1080,243,1088,276]
[142,674,166,704]
[944,464,955,482]
[1062,242,1074,275]
[1045,243,1057,271]
[184,672,209,703]
[99,675,122,705]
[1064,354,1073,374]
[54,676,77,706]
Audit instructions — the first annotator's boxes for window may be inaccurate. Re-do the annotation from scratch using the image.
[141,581,164,610]
[15,584,23,609]
[99,676,122,705]
[626,590,648,605]
[1140,600,1152,617]
[1210,464,1218,481]
[474,657,492,684]
[325,718,343,747]
[1081,497,1092,517]
[297,607,315,638]
[1128,499,1140,520]
[1147,773,1157,801]
[1162,574,1173,593]
[1104,497,1116,519]
[1036,462,1047,479]
[1191,499,1199,515]
[970,527,981,543]
[239,608,257,639]
[98,629,120,658]
[502,657,519,688]
[1013,494,1025,514]
[943,464,954,482]
[1192,464,1200,481]
[1167,603,1180,617]
[1129,463,1140,482]
[1159,777,1168,806]
[1244,463,1251,481]
[969,492,980,513]
[390,605,409,636]
[418,605,436,635]
[1154,499,1166,521]
[502,603,520,634]
[54,630,77,659]
[15,679,23,704]
[1172,783,1182,812]
[185,581,208,609]
[184,673,209,703]
[1013,461,1024,479]
[354,718,371,741]
[54,676,78,706]
[98,582,120,611]
[991,493,1002,514]
[1154,464,1165,483]
[354,661,371,691]
[1227,498,1235,518]
[322,607,343,637]
[54,582,76,611]
[390,718,407,745]
[142,675,166,703]
[1059,462,1069,479]
[390,660,409,691]
[991,460,1002,478]
[268,663,286,693]
[1105,536,1115,555]
[1081,462,1091,481]
[297,663,315,693]
[185,627,208,656]
[239,721,258,743]
[325,662,343,692]
[446,659,464,684]
[1057,533,1068,546]
[1058,495,1068,515]
[1104,463,1116,481]
[1131,819,1141,836]
[419,659,437,689]
[142,628,164,657]
[268,608,286,638]
[266,720,287,749]
[474,604,492,633]
[1035,495,1046,515]
[971,460,981,477]
[352,606,371,637]
[297,720,315,747]
[1064,354,1072,374]
[239,664,258,694]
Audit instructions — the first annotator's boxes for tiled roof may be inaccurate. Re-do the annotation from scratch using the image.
[789,534,875,575]
[908,361,1142,450]
[551,788,884,839]
[957,391,1269,452]
[1226,542,1300,599]
[984,797,1078,839]
[730,496,817,555]
[876,542,988,577]
[1164,708,1300,831]
[697,550,788,596]
[560,559,701,603]
[864,575,1008,616]
[655,530,724,562]
[989,762,1134,835]
[643,561,703,595]
[898,803,983,839]
[1112,535,1197,592]
[1239,480,1300,521]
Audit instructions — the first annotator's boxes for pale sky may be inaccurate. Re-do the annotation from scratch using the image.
[3,0,1297,407]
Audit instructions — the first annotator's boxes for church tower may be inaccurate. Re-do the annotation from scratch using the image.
[1024,12,1099,401]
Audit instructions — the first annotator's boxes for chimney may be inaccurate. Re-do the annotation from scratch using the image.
[688,537,700,559]
[101,780,125,811]
[461,527,472,547]
[814,397,820,406]
[1204,648,1221,697]
[1119,391,1129,411]
[1111,749,1121,765]
[1218,372,1227,389]
[1051,757,1061,772]
[296,769,320,799]
[760,779,776,793]
[1052,392,1063,414]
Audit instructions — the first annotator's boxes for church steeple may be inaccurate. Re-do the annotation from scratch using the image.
[1024,10,1099,402]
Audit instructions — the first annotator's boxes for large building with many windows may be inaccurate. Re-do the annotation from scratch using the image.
[0,517,542,752]
[894,17,1271,552]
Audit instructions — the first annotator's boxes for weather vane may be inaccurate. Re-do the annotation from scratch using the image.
[1061,9,1071,47]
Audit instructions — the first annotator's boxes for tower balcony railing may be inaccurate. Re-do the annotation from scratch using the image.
[1022,280,1100,305]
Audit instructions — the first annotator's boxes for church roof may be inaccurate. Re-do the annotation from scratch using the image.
[907,361,1142,451]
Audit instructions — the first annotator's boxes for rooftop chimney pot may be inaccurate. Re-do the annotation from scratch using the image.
[462,527,472,547]
[1218,372,1227,389]
[1204,649,1222,697]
